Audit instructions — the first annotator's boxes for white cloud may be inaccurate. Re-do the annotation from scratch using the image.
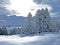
[6,0,36,17]
[50,12,60,17]
[6,0,52,17]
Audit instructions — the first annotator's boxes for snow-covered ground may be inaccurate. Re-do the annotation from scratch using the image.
[0,33,60,45]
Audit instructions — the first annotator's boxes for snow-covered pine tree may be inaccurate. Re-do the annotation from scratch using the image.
[44,8,57,32]
[42,8,51,32]
[21,24,27,34]
[26,12,33,34]
[34,9,43,33]
[50,18,58,32]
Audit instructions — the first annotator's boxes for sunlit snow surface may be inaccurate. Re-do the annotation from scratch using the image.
[0,33,60,45]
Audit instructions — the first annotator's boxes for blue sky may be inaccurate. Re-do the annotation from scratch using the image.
[33,0,60,17]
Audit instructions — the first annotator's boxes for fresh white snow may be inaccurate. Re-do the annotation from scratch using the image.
[0,33,60,45]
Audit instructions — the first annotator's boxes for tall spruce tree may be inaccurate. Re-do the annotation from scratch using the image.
[34,9,43,33]
[26,12,33,34]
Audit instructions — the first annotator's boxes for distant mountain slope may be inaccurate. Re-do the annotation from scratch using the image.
[0,15,27,26]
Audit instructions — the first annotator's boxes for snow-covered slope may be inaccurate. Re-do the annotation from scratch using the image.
[0,33,60,45]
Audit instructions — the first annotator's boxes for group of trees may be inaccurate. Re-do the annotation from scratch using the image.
[10,27,21,35]
[0,26,8,35]
[0,26,21,35]
[21,8,58,35]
